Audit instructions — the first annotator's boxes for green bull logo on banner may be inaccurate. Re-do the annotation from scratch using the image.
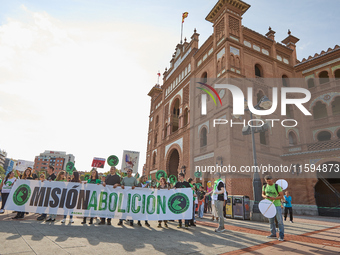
[5,180,192,221]
[168,193,190,214]
[13,184,31,206]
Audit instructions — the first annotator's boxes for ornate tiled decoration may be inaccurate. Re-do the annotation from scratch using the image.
[331,64,340,72]
[230,46,240,56]
[217,47,225,60]
[304,74,314,80]
[285,127,300,142]
[165,137,183,157]
[309,92,340,110]
[312,126,340,140]
[310,158,322,165]
[198,120,210,136]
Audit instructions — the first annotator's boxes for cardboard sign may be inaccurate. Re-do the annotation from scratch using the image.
[91,157,105,168]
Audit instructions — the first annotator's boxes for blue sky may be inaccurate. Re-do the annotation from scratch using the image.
[0,0,339,174]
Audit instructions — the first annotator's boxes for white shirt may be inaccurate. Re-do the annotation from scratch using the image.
[1,177,17,193]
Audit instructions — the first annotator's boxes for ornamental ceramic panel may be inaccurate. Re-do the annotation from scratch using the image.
[230,46,240,56]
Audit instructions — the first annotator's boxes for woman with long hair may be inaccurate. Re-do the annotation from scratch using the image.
[13,168,33,219]
[137,175,150,227]
[157,177,169,228]
[56,171,66,181]
[61,171,81,223]
[81,169,100,224]
[0,171,16,214]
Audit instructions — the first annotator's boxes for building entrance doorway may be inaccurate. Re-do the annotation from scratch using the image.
[167,149,180,177]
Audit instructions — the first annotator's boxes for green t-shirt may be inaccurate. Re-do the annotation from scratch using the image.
[262,184,282,207]
[121,176,138,187]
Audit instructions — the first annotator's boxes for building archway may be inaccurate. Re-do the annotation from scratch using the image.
[314,161,340,217]
[167,149,180,177]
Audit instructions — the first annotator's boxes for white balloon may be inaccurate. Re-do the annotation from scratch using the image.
[276,179,288,190]
[259,199,277,218]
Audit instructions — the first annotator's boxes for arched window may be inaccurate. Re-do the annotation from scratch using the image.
[221,56,225,69]
[332,96,340,115]
[152,152,156,166]
[230,55,235,66]
[337,129,340,139]
[201,72,208,84]
[307,78,315,88]
[255,64,263,77]
[154,133,157,146]
[317,131,331,141]
[200,127,207,147]
[171,99,180,132]
[235,56,240,68]
[164,122,168,138]
[288,132,297,146]
[282,75,289,87]
[183,108,189,126]
[155,115,159,125]
[335,69,340,80]
[313,101,328,119]
[319,71,330,84]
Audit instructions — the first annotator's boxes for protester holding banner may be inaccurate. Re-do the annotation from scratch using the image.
[37,166,56,221]
[118,167,137,226]
[13,168,33,219]
[62,172,81,223]
[0,171,16,214]
[100,166,121,225]
[262,175,284,241]
[188,178,197,227]
[197,186,206,218]
[82,168,101,224]
[137,175,150,227]
[174,173,191,229]
[157,177,169,228]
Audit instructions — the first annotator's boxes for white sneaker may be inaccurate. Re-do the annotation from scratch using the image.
[278,237,284,241]
[290,221,293,223]
[61,219,65,223]
[0,209,4,214]
[70,220,74,223]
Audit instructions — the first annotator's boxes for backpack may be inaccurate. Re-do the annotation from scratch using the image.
[263,183,279,196]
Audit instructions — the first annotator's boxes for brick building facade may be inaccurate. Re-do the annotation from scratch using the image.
[146,0,340,216]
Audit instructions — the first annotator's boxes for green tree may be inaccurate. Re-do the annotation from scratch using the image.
[0,165,5,179]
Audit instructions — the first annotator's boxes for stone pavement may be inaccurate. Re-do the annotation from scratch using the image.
[0,211,339,255]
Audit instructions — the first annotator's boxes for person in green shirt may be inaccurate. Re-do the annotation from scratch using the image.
[262,175,284,241]
[118,167,137,226]
[81,169,101,225]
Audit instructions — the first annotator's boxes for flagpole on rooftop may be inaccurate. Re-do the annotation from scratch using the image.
[181,12,188,44]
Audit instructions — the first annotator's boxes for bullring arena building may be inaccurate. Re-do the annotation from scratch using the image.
[145,0,340,217]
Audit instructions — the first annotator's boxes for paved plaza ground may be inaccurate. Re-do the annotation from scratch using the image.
[0,211,339,255]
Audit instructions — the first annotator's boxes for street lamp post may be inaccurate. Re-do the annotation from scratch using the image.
[242,96,272,219]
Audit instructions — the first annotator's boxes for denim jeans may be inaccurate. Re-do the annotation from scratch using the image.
[63,215,73,219]
[199,202,204,218]
[192,203,196,222]
[269,206,284,239]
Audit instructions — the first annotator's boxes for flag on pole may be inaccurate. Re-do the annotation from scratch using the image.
[157,72,161,77]
[182,12,189,23]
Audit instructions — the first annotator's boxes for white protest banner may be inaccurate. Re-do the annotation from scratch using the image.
[5,180,193,221]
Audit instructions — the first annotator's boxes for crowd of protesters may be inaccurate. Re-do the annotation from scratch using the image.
[0,165,289,241]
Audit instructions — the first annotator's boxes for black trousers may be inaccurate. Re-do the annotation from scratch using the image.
[284,207,293,221]
[1,193,9,209]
